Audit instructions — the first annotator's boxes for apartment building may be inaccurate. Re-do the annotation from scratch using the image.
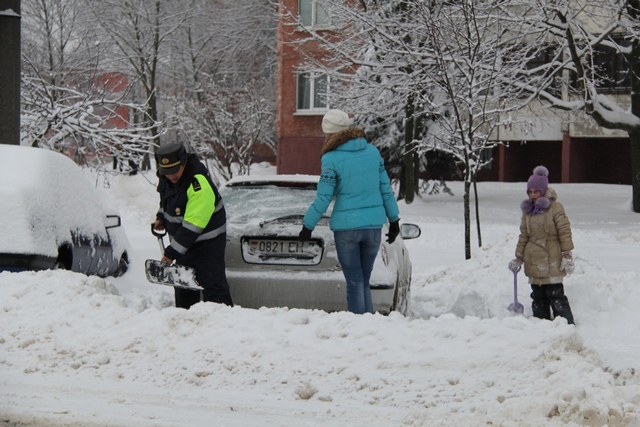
[276,0,631,184]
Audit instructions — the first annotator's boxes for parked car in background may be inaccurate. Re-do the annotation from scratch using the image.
[220,175,421,315]
[0,145,130,277]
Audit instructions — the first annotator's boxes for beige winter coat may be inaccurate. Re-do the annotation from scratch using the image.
[515,188,574,285]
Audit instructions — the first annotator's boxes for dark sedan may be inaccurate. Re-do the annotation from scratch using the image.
[0,145,129,277]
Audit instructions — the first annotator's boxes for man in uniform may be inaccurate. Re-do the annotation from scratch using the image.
[153,143,233,309]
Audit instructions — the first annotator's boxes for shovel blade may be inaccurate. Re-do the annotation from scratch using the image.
[508,302,524,314]
[145,259,203,290]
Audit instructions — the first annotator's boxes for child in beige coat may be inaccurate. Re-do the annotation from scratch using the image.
[509,166,575,325]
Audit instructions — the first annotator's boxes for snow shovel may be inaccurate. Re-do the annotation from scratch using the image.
[508,266,524,314]
[144,223,203,290]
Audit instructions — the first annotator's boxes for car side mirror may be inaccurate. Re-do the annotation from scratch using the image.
[400,223,421,240]
[105,215,122,229]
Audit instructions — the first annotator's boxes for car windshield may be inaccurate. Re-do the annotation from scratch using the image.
[221,182,332,223]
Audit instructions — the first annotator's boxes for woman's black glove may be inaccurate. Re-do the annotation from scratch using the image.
[386,220,400,243]
[299,225,312,240]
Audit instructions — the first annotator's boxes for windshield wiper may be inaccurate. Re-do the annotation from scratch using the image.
[259,214,329,228]
[259,215,304,228]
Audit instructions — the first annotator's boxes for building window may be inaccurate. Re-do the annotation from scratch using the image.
[299,0,329,27]
[592,38,631,93]
[526,45,563,97]
[479,147,493,170]
[570,36,631,94]
[297,71,328,112]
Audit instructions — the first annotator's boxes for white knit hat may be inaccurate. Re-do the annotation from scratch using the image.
[322,109,354,134]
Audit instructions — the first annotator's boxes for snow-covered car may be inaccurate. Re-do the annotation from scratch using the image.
[221,175,421,315]
[0,145,130,277]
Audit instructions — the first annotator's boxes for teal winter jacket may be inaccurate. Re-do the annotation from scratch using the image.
[303,127,400,231]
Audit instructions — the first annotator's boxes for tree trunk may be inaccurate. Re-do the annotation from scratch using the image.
[473,177,482,248]
[403,98,416,204]
[398,166,406,200]
[412,112,422,197]
[631,131,640,212]
[464,178,471,260]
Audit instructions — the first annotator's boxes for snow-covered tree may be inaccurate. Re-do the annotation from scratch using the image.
[414,0,551,259]
[167,78,276,182]
[163,0,277,179]
[518,0,640,213]
[282,0,427,202]
[20,0,86,89]
[293,0,547,259]
[20,0,277,178]
[21,72,155,174]
[20,0,155,175]
[163,0,277,93]
[83,0,193,147]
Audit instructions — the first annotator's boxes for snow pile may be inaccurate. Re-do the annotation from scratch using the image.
[2,169,640,426]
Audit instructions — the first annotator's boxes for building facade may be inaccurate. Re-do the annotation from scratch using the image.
[276,0,632,185]
[276,0,330,175]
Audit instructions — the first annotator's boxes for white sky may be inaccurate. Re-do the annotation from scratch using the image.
[2,163,640,426]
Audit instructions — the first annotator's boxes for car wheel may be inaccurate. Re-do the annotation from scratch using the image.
[54,246,72,271]
[53,261,67,270]
[113,252,129,277]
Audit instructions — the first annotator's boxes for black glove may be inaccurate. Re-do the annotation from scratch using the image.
[386,220,400,244]
[299,225,312,240]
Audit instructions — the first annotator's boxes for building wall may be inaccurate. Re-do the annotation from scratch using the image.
[496,137,631,185]
[566,137,631,184]
[500,140,564,182]
[277,0,328,175]
[276,1,632,185]
[492,98,632,184]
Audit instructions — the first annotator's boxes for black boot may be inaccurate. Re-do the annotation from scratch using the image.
[547,283,575,325]
[530,285,551,320]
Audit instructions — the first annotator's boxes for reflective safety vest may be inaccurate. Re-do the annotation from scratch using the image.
[156,154,226,261]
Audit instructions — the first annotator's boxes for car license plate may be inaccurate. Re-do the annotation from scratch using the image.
[241,236,324,265]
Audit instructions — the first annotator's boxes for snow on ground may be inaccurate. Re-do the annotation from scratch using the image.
[2,164,640,426]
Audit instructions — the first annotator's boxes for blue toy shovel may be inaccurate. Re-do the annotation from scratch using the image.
[508,267,524,314]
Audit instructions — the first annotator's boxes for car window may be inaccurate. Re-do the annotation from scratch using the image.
[221,183,333,223]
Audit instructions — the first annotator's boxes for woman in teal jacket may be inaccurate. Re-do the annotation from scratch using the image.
[300,109,400,314]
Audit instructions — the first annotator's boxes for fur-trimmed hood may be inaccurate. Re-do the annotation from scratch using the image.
[520,188,558,215]
[321,127,366,155]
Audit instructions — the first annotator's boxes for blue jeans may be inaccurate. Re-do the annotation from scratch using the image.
[333,229,381,314]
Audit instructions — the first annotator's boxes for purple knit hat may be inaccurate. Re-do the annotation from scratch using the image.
[526,166,549,195]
